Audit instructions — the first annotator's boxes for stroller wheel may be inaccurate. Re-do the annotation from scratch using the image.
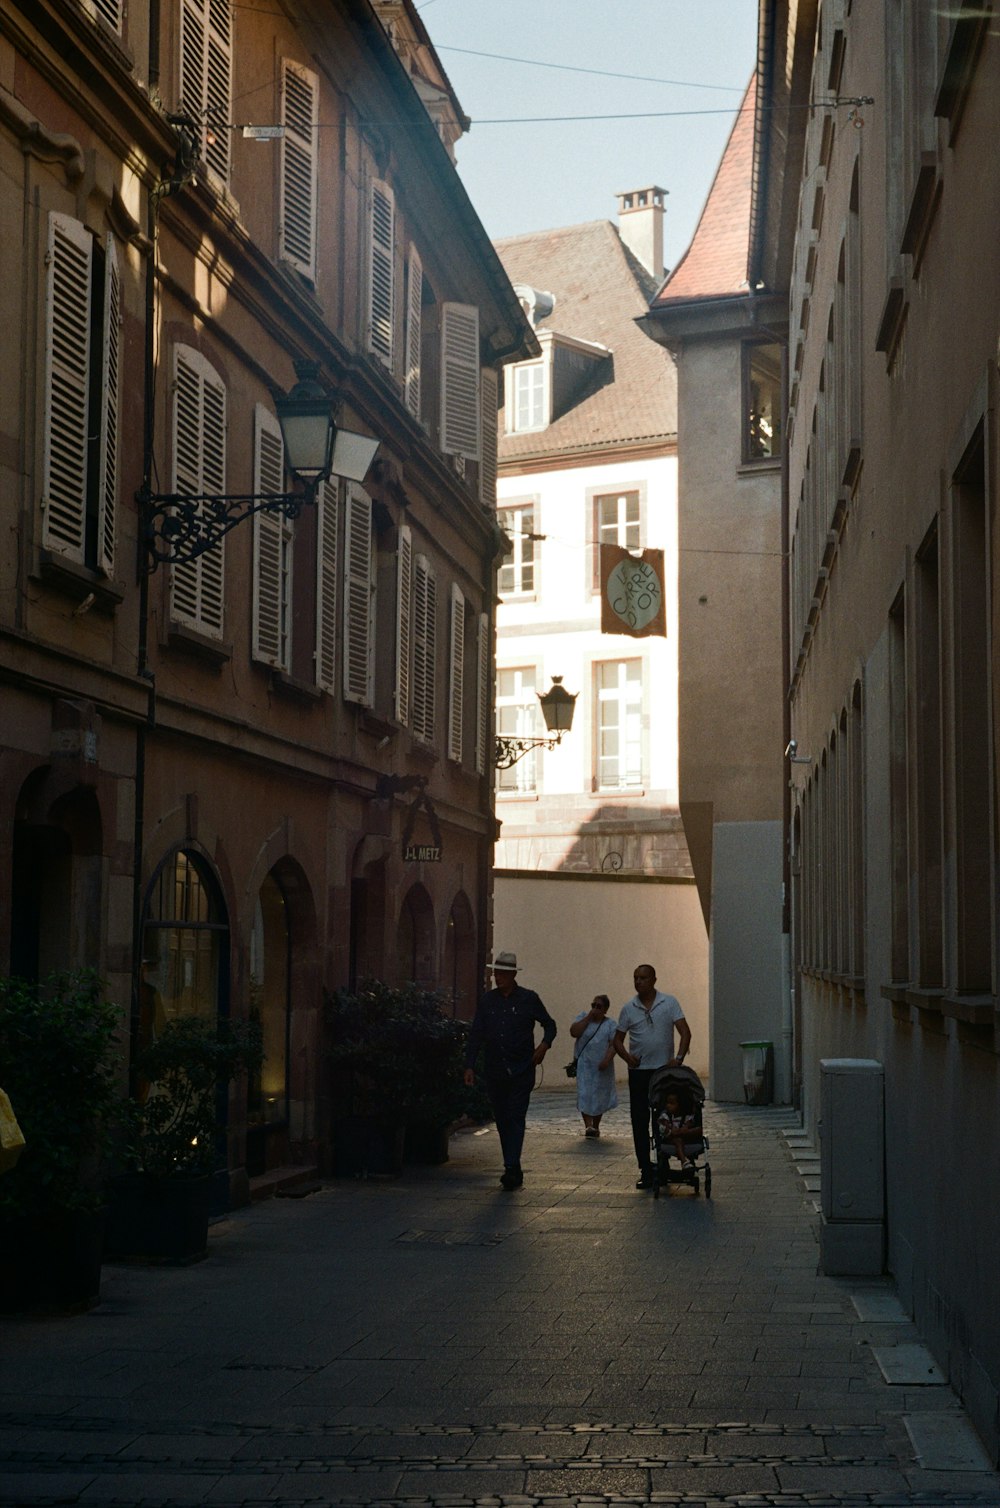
[704,1167,712,1198]
[693,1174,700,1195]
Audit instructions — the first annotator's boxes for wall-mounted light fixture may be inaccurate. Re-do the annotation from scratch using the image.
[495,676,578,769]
[138,360,379,570]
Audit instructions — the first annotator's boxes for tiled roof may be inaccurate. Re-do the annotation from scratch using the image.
[651,76,755,306]
[494,218,676,462]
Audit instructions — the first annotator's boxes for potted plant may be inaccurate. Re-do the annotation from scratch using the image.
[326,981,471,1175]
[105,1014,261,1263]
[0,970,122,1312]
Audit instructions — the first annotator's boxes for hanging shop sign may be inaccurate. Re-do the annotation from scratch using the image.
[600,544,667,637]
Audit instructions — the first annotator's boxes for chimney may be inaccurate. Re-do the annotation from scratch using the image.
[616,185,667,279]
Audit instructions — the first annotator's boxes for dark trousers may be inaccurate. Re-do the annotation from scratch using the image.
[628,1068,655,1171]
[486,1068,535,1169]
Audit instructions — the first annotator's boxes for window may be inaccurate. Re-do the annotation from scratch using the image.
[592,489,640,589]
[169,346,226,637]
[508,362,546,433]
[412,554,437,743]
[314,478,339,691]
[496,666,538,794]
[343,484,374,705]
[595,659,643,790]
[279,60,318,280]
[480,368,499,505]
[140,850,228,1052]
[440,302,481,459]
[367,179,395,369]
[251,406,292,670]
[179,0,232,182]
[742,342,782,462]
[498,504,536,596]
[41,213,120,575]
[404,246,422,418]
[475,612,490,776]
[82,0,123,32]
[448,585,465,763]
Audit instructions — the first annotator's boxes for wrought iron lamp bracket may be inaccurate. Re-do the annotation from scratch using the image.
[493,730,565,770]
[139,482,318,570]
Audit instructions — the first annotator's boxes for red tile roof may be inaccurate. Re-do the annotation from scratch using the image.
[494,218,677,462]
[651,76,756,306]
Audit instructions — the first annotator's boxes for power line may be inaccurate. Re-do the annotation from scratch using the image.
[436,44,745,94]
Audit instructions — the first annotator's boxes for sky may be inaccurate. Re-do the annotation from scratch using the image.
[415,0,759,273]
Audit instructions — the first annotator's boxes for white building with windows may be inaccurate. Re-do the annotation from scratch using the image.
[491,192,709,1072]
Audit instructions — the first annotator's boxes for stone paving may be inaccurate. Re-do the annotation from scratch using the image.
[2,1088,999,1507]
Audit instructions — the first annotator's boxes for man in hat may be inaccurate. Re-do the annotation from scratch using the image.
[464,950,557,1190]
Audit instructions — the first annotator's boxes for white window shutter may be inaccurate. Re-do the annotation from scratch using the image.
[315,477,339,691]
[479,366,498,506]
[413,554,437,743]
[404,246,423,418]
[170,346,226,637]
[343,484,374,705]
[279,60,318,279]
[96,237,121,575]
[368,179,395,369]
[448,583,465,763]
[394,524,413,724]
[252,406,288,668]
[180,0,232,182]
[42,213,91,562]
[440,302,481,459]
[475,611,490,775]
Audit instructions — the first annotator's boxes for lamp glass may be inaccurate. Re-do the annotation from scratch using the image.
[276,401,335,479]
[538,678,577,735]
[331,428,380,484]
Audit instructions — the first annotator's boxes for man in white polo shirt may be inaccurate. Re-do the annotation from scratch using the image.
[613,963,692,1189]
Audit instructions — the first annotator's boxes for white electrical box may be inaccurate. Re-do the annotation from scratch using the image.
[819,1058,885,1275]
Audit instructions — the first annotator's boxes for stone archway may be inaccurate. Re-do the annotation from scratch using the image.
[396,883,435,987]
[10,771,103,981]
[442,890,477,1018]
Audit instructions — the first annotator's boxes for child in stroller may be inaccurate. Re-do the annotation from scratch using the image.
[649,1064,711,1197]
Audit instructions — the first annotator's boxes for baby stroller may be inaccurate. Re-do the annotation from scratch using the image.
[649,1064,711,1198]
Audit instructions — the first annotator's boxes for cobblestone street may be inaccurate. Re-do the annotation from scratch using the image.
[2,1089,998,1507]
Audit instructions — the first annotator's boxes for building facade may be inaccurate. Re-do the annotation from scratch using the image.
[0,0,532,1194]
[491,195,709,1075]
[771,0,1000,1460]
[640,91,790,1102]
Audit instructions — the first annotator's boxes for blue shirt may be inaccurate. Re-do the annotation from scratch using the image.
[465,984,557,1077]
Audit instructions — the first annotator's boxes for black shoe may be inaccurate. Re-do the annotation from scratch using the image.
[635,1171,654,1189]
[500,1167,523,1191]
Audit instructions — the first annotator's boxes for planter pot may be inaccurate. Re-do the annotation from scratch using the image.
[0,1207,105,1313]
[104,1173,211,1264]
[403,1122,451,1165]
[333,1116,404,1178]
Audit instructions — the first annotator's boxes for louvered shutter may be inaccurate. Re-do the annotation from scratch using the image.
[479,366,498,506]
[180,0,232,182]
[394,524,413,724]
[475,611,490,775]
[448,584,465,763]
[440,302,481,459]
[87,0,123,31]
[42,213,91,562]
[404,246,422,418]
[252,406,289,668]
[96,238,121,575]
[315,478,339,691]
[343,484,374,705]
[368,180,395,369]
[170,346,226,637]
[279,60,318,279]
[413,554,437,743]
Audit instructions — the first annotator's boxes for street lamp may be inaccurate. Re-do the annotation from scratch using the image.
[138,361,380,570]
[494,676,578,770]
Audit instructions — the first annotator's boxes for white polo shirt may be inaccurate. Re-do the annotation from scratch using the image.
[616,991,685,1070]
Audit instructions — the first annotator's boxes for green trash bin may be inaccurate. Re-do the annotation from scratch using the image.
[740,1041,774,1105]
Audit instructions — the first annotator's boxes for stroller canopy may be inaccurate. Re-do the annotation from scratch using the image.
[648,1063,706,1108]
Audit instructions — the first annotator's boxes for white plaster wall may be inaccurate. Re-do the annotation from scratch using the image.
[709,820,786,1102]
[497,453,679,802]
[492,873,709,1085]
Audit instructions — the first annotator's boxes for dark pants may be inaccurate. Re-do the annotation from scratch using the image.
[628,1068,655,1172]
[486,1068,535,1170]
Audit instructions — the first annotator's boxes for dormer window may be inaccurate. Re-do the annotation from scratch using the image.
[511,362,547,433]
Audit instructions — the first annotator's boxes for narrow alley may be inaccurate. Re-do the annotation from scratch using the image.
[2,1091,998,1508]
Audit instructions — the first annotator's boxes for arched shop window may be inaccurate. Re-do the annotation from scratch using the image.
[248,873,289,1129]
[139,850,230,1055]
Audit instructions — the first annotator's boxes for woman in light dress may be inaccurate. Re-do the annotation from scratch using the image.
[570,994,618,1137]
